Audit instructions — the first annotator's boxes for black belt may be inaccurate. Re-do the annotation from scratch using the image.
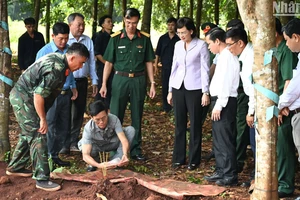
[292,108,300,114]
[75,77,88,82]
[115,71,145,78]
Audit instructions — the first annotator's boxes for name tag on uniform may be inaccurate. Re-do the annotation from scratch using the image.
[118,46,126,49]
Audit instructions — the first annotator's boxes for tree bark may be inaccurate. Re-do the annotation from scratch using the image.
[34,0,41,31]
[108,0,114,17]
[195,0,203,37]
[237,0,278,199]
[214,0,219,25]
[92,0,98,35]
[0,0,12,160]
[122,0,127,27]
[189,0,193,20]
[177,0,181,19]
[141,0,153,33]
[45,0,50,43]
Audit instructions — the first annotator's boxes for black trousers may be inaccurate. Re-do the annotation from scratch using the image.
[69,77,88,148]
[212,97,237,178]
[161,67,172,112]
[172,84,203,165]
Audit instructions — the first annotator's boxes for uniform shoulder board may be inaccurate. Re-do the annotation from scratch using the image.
[140,31,150,37]
[111,31,122,37]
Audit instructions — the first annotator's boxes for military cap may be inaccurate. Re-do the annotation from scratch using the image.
[201,22,217,34]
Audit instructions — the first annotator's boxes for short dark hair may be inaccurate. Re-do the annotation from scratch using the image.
[275,18,283,36]
[24,17,35,25]
[52,22,70,35]
[226,27,248,45]
[167,17,177,24]
[66,43,90,58]
[282,18,300,38]
[205,27,226,43]
[67,13,85,24]
[177,17,197,38]
[89,100,108,116]
[124,8,140,19]
[99,15,112,27]
[226,19,245,30]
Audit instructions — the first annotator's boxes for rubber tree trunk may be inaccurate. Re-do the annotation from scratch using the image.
[189,0,193,20]
[0,0,12,161]
[141,0,153,33]
[108,0,114,17]
[45,0,50,43]
[214,0,219,25]
[92,0,98,35]
[34,0,41,31]
[237,0,279,199]
[195,0,203,37]
[177,0,180,19]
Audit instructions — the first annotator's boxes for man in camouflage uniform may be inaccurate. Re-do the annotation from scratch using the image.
[6,43,89,192]
[100,8,155,161]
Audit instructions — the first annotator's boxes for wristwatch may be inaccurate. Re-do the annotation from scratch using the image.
[204,92,210,96]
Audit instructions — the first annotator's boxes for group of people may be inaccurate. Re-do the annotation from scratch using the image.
[5,7,300,197]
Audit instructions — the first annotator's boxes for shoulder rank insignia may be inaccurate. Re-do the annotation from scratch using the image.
[111,31,122,38]
[140,31,150,38]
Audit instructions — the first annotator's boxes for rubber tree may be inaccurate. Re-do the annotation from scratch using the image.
[237,0,279,199]
[141,0,153,33]
[0,0,12,161]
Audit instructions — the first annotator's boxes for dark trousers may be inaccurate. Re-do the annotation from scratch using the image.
[95,65,114,108]
[46,90,72,158]
[277,114,296,194]
[172,85,203,165]
[212,97,237,178]
[69,78,88,148]
[110,75,146,156]
[236,92,250,169]
[161,68,172,112]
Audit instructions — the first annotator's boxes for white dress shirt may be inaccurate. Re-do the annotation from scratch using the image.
[239,43,255,115]
[210,48,240,111]
[68,33,98,85]
[278,53,300,110]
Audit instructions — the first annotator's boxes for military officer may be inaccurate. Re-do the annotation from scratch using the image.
[6,43,89,192]
[100,8,155,161]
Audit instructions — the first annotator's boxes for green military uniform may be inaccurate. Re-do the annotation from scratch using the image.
[103,29,155,156]
[236,62,250,172]
[275,40,298,194]
[7,53,68,180]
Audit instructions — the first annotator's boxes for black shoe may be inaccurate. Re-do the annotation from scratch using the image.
[59,147,70,155]
[204,171,224,182]
[187,164,199,171]
[172,163,184,169]
[52,157,70,167]
[6,168,32,177]
[215,177,238,186]
[86,165,97,172]
[36,180,61,191]
[131,154,146,161]
[241,180,251,187]
[278,191,293,198]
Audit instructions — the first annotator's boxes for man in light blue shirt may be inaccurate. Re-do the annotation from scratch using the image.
[36,22,77,166]
[64,13,98,153]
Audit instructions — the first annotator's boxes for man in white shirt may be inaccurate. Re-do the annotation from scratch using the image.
[204,27,240,186]
[279,20,300,199]
[60,13,99,154]
[225,27,256,186]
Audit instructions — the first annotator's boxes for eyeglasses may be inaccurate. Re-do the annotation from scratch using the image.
[226,40,238,47]
[176,31,189,36]
[93,115,107,123]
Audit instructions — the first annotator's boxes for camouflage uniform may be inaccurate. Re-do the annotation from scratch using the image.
[7,53,68,180]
